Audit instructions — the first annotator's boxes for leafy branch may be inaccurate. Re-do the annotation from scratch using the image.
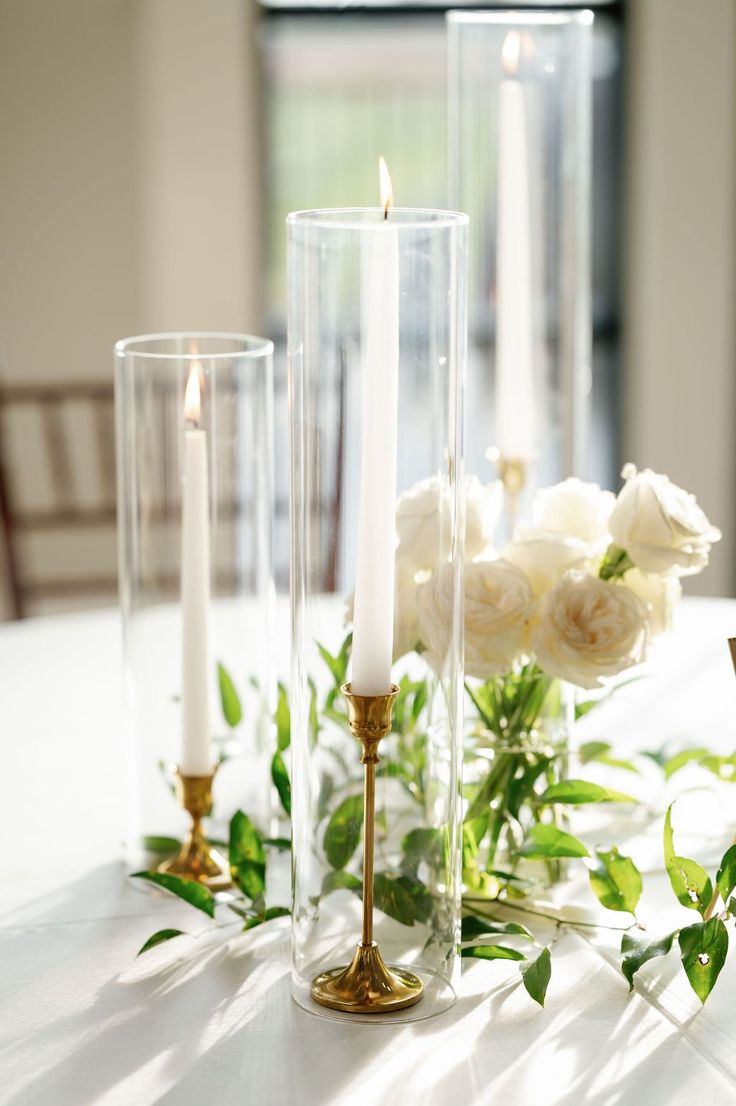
[132,810,290,957]
[134,639,736,1012]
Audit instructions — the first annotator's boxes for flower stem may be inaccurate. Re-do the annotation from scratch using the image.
[463,896,637,934]
[599,544,634,581]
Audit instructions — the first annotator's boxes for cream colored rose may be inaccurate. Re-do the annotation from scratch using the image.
[533,477,615,550]
[622,567,681,637]
[609,465,721,576]
[392,556,422,660]
[417,558,535,679]
[532,570,648,689]
[504,527,591,595]
[396,474,498,571]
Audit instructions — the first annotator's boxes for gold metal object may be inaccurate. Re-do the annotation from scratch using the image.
[497,455,529,532]
[487,448,531,533]
[158,769,231,891]
[310,682,424,1014]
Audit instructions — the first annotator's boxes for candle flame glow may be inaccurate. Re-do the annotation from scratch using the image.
[184,362,203,424]
[501,30,522,77]
[379,156,393,220]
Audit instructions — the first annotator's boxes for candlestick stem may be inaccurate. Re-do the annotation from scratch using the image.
[362,759,376,945]
[494,453,530,535]
[158,768,231,891]
[310,683,424,1014]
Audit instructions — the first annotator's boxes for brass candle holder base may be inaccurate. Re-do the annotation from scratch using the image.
[310,682,424,1015]
[311,942,424,1014]
[158,769,231,891]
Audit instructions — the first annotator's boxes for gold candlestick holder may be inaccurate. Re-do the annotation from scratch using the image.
[487,447,532,534]
[310,682,425,1014]
[157,768,231,891]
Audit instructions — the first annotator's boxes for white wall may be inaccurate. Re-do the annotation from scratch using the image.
[0,0,264,616]
[624,0,736,596]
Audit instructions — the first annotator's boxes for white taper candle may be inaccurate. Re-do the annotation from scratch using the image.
[495,30,536,459]
[351,158,399,696]
[181,363,212,775]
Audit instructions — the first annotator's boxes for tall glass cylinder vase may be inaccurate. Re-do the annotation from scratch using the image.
[448,9,594,525]
[115,333,276,879]
[288,208,467,1021]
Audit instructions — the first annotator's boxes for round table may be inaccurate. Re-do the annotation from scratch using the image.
[3,598,736,1105]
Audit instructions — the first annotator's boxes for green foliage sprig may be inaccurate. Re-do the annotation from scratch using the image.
[132,808,290,957]
[134,642,736,1011]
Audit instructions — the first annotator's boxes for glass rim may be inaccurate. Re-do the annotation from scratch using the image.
[446,9,594,28]
[287,207,470,232]
[114,331,274,361]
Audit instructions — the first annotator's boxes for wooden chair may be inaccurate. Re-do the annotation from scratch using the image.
[0,380,117,618]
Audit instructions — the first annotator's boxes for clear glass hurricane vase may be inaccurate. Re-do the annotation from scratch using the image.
[448,9,594,518]
[115,332,276,870]
[288,208,468,1022]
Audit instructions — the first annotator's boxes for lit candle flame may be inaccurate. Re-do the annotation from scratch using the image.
[501,30,522,77]
[184,362,203,425]
[379,156,393,221]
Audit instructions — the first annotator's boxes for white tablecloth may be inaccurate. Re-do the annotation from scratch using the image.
[4,598,736,1106]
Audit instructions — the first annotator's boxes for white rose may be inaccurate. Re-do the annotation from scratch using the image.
[417,558,535,679]
[622,567,681,637]
[344,556,421,662]
[609,465,721,576]
[504,527,591,595]
[533,477,615,550]
[393,557,422,660]
[532,570,648,690]
[396,474,499,571]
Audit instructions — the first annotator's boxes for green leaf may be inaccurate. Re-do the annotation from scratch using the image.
[321,869,362,897]
[317,635,351,687]
[217,663,242,728]
[462,916,533,942]
[519,824,590,859]
[620,930,675,990]
[577,741,639,774]
[588,847,643,914]
[575,702,600,722]
[229,811,266,901]
[578,740,610,762]
[137,928,188,956]
[679,918,728,1003]
[519,946,551,1006]
[271,751,291,816]
[663,747,711,780]
[461,944,526,962]
[373,872,416,926]
[323,794,364,869]
[411,681,428,722]
[263,836,291,851]
[394,875,434,924]
[307,677,319,748]
[275,683,290,751]
[130,871,215,918]
[716,843,736,904]
[462,815,488,866]
[664,804,713,915]
[243,906,291,931]
[539,779,635,805]
[141,835,180,855]
[401,827,446,877]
